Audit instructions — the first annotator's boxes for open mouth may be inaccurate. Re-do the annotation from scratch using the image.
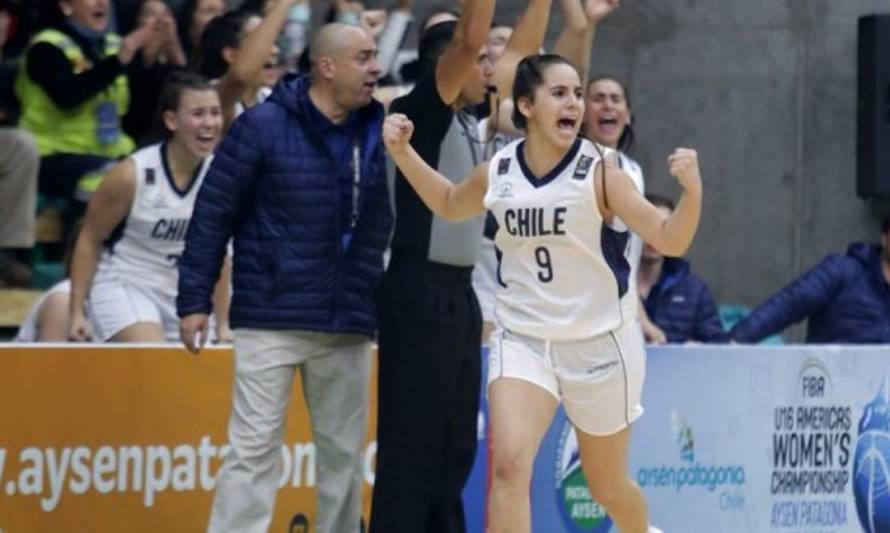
[596,116,621,136]
[91,10,108,22]
[196,133,217,145]
[557,118,577,132]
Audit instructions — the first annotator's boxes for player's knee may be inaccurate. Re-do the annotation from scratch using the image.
[491,446,533,486]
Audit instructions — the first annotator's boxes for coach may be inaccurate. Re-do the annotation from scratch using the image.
[176,23,391,533]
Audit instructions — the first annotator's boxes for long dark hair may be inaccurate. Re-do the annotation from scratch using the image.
[511,54,578,130]
[197,9,252,79]
[585,75,635,153]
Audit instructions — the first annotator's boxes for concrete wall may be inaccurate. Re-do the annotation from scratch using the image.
[483,0,890,313]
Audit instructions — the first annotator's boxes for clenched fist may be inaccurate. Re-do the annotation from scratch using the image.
[667,148,702,194]
[383,113,414,153]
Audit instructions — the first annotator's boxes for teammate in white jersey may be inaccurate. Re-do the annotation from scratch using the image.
[68,71,223,342]
[584,75,668,343]
[383,54,702,533]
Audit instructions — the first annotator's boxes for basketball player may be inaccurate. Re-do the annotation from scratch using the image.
[68,71,224,342]
[383,54,701,533]
[474,0,620,338]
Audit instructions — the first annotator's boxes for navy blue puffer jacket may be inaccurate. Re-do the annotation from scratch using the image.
[643,257,727,343]
[730,244,890,344]
[177,74,392,337]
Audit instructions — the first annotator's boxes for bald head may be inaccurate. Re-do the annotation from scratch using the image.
[307,22,381,114]
[310,23,370,66]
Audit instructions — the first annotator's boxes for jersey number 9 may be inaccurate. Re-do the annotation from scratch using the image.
[535,246,553,283]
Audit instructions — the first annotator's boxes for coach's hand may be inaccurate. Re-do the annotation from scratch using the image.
[383,114,414,153]
[180,313,210,355]
[668,148,702,195]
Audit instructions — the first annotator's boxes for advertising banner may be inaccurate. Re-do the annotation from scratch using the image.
[532,346,890,533]
[2,344,888,532]
[0,345,378,533]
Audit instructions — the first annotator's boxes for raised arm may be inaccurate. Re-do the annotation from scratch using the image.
[217,0,296,127]
[597,148,702,257]
[384,113,488,221]
[491,0,552,101]
[435,0,496,104]
[487,0,552,135]
[68,159,137,341]
[552,0,619,83]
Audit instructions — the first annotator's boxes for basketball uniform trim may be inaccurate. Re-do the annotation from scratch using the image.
[515,137,582,188]
[160,141,205,198]
[609,330,631,428]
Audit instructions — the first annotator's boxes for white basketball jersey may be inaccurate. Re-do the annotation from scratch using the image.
[484,138,635,341]
[96,142,211,299]
[618,152,645,299]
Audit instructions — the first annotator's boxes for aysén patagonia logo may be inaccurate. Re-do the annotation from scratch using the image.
[554,423,612,533]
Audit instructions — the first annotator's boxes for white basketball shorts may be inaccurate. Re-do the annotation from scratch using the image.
[88,274,180,342]
[488,319,645,436]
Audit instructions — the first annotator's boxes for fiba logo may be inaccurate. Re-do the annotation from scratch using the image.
[853,375,890,533]
[554,423,612,533]
[797,358,832,402]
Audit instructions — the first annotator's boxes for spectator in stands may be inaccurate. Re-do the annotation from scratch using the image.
[122,0,187,144]
[730,215,890,344]
[175,0,224,66]
[637,194,726,343]
[16,0,161,229]
[391,4,457,85]
[177,23,390,533]
[370,0,495,530]
[68,71,225,343]
[0,0,38,287]
[0,129,37,287]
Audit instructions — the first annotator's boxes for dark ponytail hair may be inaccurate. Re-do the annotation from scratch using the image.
[197,10,253,79]
[585,75,635,153]
[511,54,578,130]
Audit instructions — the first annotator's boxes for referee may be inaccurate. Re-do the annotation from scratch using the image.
[369,1,496,531]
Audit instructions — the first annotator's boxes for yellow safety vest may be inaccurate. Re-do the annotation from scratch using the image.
[15,28,134,158]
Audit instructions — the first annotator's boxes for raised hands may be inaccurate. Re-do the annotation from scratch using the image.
[119,18,161,65]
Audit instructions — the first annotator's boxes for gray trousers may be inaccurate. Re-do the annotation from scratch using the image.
[208,329,372,533]
[0,129,38,248]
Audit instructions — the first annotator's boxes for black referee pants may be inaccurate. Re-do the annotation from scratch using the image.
[370,258,482,533]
